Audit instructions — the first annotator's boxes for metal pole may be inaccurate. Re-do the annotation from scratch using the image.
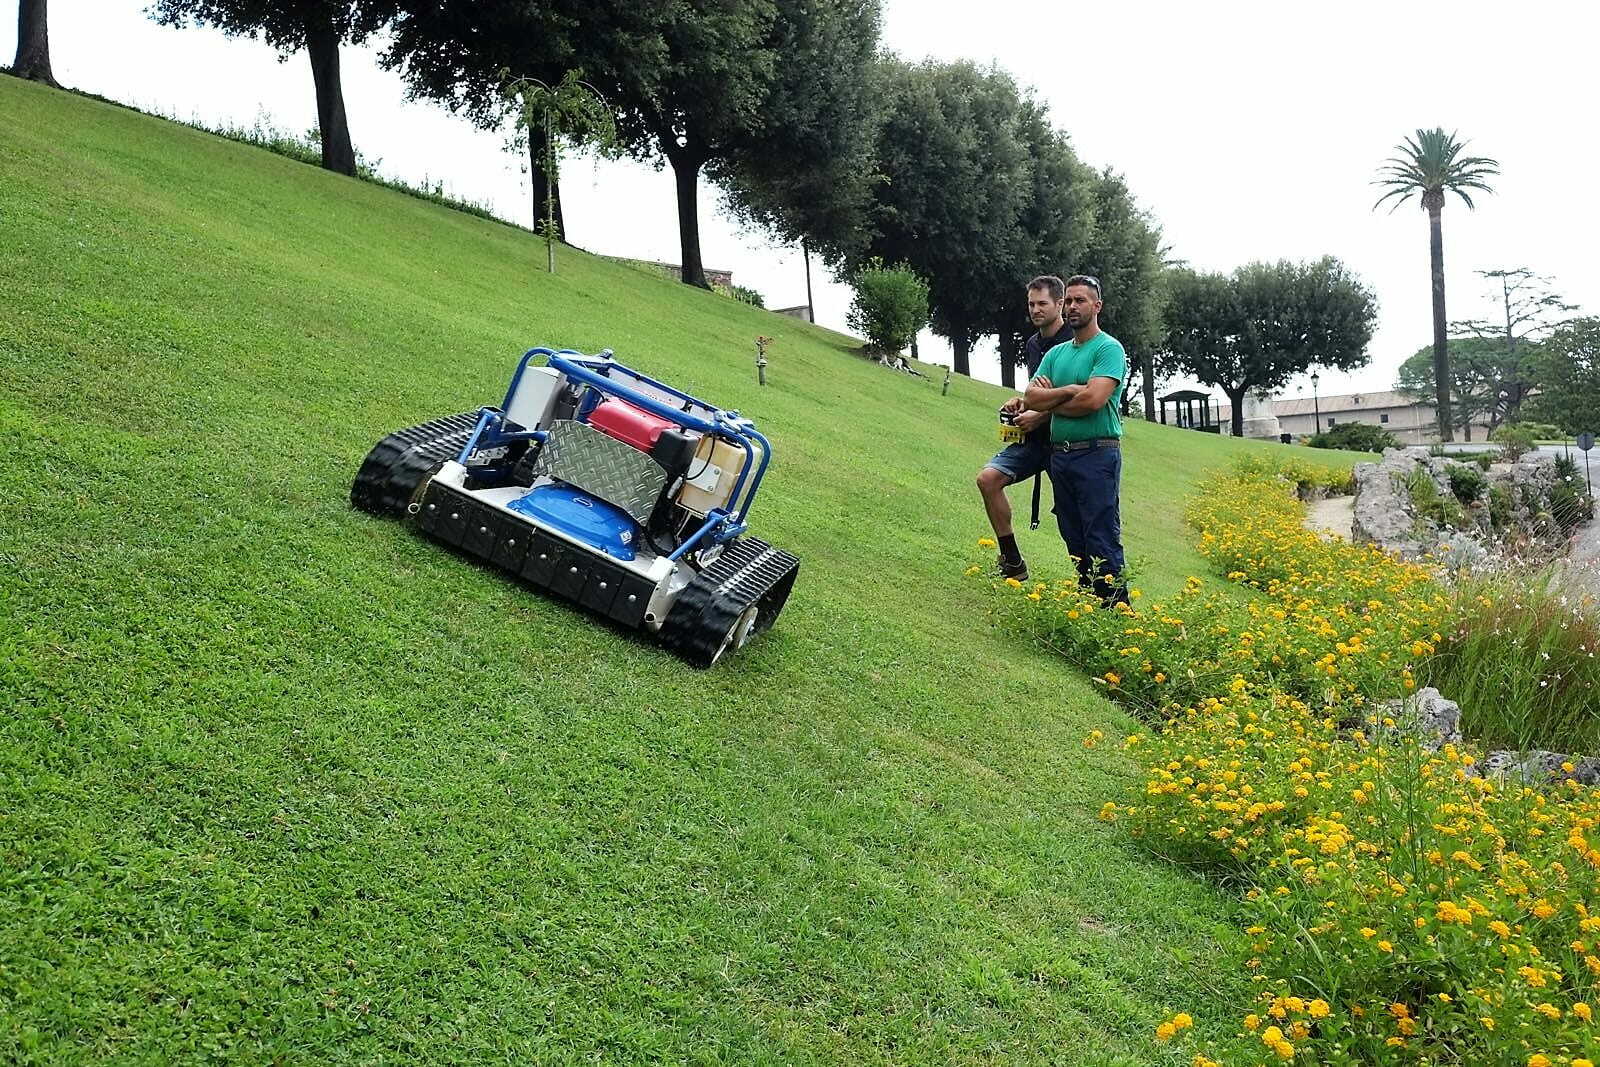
[545,108,556,274]
[801,239,815,323]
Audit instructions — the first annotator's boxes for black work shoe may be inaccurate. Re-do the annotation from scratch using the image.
[995,555,1029,581]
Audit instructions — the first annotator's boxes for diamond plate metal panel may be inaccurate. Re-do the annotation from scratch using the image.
[534,420,666,525]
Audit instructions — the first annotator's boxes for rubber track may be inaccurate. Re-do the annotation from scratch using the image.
[350,412,479,518]
[658,537,800,668]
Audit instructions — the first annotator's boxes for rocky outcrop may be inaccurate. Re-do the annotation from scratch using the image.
[1349,447,1565,566]
[1391,686,1600,787]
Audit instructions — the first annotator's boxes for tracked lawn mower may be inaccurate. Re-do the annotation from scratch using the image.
[351,348,799,666]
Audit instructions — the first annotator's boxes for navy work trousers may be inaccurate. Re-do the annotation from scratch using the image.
[1047,445,1128,604]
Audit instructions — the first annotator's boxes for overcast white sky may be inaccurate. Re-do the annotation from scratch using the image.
[7,1,1594,405]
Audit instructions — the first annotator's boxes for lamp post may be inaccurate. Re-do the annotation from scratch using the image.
[1310,372,1321,434]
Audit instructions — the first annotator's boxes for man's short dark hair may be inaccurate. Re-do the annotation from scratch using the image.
[1065,274,1102,298]
[1027,275,1065,301]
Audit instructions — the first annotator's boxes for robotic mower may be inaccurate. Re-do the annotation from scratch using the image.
[351,348,799,666]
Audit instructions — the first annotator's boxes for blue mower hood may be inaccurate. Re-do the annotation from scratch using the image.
[505,483,640,561]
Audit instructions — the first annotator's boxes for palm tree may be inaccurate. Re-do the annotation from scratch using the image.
[1374,129,1499,442]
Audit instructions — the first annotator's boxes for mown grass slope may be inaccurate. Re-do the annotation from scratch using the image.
[0,78,1360,1064]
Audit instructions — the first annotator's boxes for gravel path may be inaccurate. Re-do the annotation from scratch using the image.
[1304,495,1355,540]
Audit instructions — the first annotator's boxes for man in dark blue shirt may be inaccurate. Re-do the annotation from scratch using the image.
[975,275,1071,580]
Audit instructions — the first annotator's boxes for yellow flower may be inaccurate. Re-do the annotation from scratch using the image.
[1307,999,1330,1018]
[1273,1040,1294,1059]
[1359,927,1376,938]
[1489,920,1512,938]
[977,537,997,549]
[1003,577,1023,588]
[964,565,981,576]
[1575,1001,1592,1022]
[1574,1060,1594,1067]
[1378,940,1393,952]
[1243,1013,1261,1031]
[1528,1056,1551,1067]
[1172,1013,1193,1030]
[1534,1002,1561,1020]
[1155,1022,1177,1042]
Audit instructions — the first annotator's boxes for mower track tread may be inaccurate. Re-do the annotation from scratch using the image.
[351,412,480,518]
[659,537,800,668]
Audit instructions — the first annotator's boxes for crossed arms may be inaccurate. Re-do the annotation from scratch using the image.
[1023,375,1118,418]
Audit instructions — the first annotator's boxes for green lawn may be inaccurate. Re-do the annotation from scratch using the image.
[0,77,1360,1064]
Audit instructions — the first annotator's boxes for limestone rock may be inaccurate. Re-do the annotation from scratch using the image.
[1404,687,1462,748]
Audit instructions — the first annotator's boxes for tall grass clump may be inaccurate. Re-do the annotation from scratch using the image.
[1425,571,1600,751]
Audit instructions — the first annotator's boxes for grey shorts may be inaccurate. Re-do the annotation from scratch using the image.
[984,436,1050,484]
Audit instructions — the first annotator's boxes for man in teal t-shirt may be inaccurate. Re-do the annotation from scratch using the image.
[1022,275,1130,604]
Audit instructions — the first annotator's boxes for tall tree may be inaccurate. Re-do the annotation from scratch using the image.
[11,0,59,86]
[984,100,1093,389]
[1076,170,1165,417]
[1450,267,1576,422]
[1394,337,1516,440]
[713,0,883,266]
[380,2,590,238]
[1164,257,1377,437]
[1373,128,1499,442]
[151,1,394,176]
[857,60,1032,376]
[1525,318,1600,436]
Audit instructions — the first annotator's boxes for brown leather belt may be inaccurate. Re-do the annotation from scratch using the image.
[1051,438,1121,452]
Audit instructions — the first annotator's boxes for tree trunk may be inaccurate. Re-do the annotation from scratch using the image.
[996,328,1019,390]
[667,148,709,289]
[1120,351,1134,417]
[527,137,564,239]
[952,336,971,377]
[1142,347,1157,421]
[12,0,59,87]
[1428,203,1454,441]
[304,15,356,177]
[1226,385,1247,437]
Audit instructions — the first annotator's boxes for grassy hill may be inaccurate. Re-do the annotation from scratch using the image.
[0,77,1361,1064]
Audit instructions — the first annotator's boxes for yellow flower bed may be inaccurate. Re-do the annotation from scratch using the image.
[975,457,1600,1062]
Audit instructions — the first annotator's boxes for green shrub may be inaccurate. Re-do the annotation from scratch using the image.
[1445,461,1487,505]
[1551,455,1595,532]
[1490,423,1537,460]
[1508,419,1564,440]
[846,261,928,356]
[731,285,765,308]
[1400,468,1466,529]
[1487,484,1513,531]
[1309,421,1398,453]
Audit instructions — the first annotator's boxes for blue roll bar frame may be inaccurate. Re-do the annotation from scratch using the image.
[453,347,774,554]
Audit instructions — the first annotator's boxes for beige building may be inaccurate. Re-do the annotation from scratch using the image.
[1218,390,1495,445]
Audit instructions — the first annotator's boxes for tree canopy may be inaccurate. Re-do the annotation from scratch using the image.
[854,59,1037,377]
[1395,335,1542,440]
[1525,318,1600,436]
[1163,257,1378,436]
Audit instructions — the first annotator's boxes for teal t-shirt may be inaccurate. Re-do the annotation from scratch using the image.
[1036,331,1127,443]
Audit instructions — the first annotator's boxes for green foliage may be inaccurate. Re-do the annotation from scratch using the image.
[731,285,765,308]
[149,0,393,55]
[1445,461,1487,505]
[1309,421,1398,453]
[856,60,1037,371]
[1395,335,1538,435]
[1421,570,1600,751]
[1552,456,1595,532]
[1524,319,1600,435]
[1372,127,1500,213]
[2,80,1373,1060]
[1489,422,1537,460]
[1487,484,1513,530]
[1400,468,1467,529]
[1508,419,1563,440]
[1164,257,1378,434]
[846,261,929,354]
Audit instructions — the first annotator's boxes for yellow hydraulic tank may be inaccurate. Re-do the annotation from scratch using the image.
[677,434,765,517]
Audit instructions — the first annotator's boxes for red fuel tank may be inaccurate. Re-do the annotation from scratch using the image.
[586,398,674,453]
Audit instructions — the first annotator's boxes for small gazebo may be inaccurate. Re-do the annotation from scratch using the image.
[1158,390,1216,431]
[1158,389,1220,433]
